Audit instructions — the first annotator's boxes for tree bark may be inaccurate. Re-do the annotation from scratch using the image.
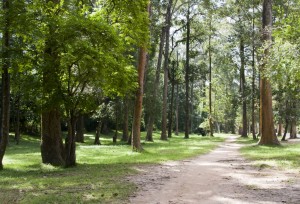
[190,82,194,133]
[208,20,214,137]
[175,83,179,136]
[161,0,173,141]
[41,110,65,166]
[289,117,297,139]
[0,0,10,170]
[281,118,288,141]
[185,2,191,139]
[122,98,129,142]
[277,121,282,137]
[65,112,77,167]
[75,114,85,143]
[175,51,179,136]
[132,46,147,151]
[113,102,119,143]
[240,37,247,137]
[168,61,176,138]
[251,0,257,140]
[41,0,66,166]
[14,95,21,145]
[258,0,280,145]
[146,26,165,142]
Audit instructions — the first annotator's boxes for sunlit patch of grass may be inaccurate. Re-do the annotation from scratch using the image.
[1,132,226,203]
[240,137,300,170]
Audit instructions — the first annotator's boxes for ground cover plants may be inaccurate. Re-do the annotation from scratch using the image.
[1,132,225,203]
[239,137,300,170]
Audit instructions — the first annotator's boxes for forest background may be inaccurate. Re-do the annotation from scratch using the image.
[0,0,298,175]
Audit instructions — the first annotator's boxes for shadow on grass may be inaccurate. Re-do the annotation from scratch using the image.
[240,139,300,169]
[0,162,136,204]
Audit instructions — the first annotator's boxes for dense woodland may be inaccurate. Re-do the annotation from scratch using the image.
[0,0,299,169]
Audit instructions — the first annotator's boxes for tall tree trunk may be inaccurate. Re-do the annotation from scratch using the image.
[168,61,175,138]
[41,110,65,166]
[251,0,257,140]
[41,0,66,166]
[208,19,214,137]
[258,0,280,145]
[65,112,77,167]
[0,0,10,170]
[145,28,165,142]
[122,98,129,141]
[76,114,84,143]
[175,52,179,136]
[94,121,101,145]
[185,2,190,139]
[175,83,179,136]
[240,38,248,137]
[161,0,173,141]
[132,46,147,151]
[190,82,194,133]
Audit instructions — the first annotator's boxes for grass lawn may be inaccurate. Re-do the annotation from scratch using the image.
[1,132,226,204]
[238,137,300,171]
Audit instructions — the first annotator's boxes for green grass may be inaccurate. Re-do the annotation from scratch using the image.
[1,132,226,204]
[239,137,300,170]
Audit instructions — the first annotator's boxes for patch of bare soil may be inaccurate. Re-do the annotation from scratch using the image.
[129,136,300,204]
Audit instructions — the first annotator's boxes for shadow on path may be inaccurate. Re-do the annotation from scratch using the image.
[129,136,300,204]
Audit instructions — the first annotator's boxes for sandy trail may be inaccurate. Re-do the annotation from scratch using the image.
[129,136,300,204]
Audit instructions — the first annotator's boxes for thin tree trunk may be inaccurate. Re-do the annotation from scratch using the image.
[240,37,247,137]
[94,121,101,145]
[161,0,173,141]
[113,102,119,143]
[185,2,190,139]
[175,51,179,136]
[208,20,213,137]
[168,62,175,138]
[122,98,129,141]
[277,121,282,137]
[258,0,280,145]
[65,112,77,167]
[146,28,165,142]
[281,118,288,141]
[132,46,147,151]
[251,0,257,140]
[175,83,179,136]
[76,114,84,143]
[190,82,194,133]
[289,117,297,139]
[0,0,10,170]
[14,95,21,145]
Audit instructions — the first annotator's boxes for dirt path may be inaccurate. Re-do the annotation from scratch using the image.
[129,136,300,204]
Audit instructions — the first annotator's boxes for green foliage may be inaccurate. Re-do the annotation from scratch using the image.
[0,133,225,203]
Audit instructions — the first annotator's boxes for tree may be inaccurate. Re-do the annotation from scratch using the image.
[40,0,66,167]
[0,0,11,170]
[258,0,280,145]
[132,47,148,151]
[132,1,150,151]
[161,0,173,140]
[184,0,191,139]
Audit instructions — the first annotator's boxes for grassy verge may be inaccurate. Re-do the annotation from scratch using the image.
[238,137,300,170]
[1,132,225,203]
